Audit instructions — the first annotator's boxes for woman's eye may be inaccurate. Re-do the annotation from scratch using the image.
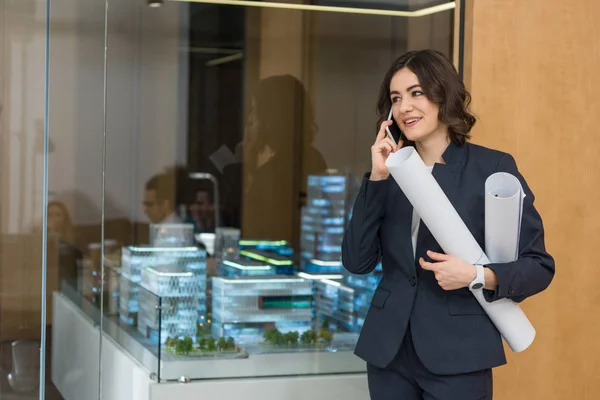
[391,96,401,103]
[412,91,423,97]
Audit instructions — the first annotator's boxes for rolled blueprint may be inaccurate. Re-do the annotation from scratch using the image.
[385,147,535,352]
[485,173,525,263]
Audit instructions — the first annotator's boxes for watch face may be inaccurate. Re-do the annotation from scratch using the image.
[472,283,484,290]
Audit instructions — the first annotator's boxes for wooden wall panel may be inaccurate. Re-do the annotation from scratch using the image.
[465,1,600,398]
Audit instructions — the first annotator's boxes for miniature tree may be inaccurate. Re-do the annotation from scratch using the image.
[206,337,216,351]
[291,331,300,344]
[165,337,176,348]
[183,336,194,353]
[226,337,235,350]
[264,328,284,345]
[198,337,207,350]
[300,331,309,345]
[301,330,317,345]
[175,337,194,355]
[283,331,299,345]
[319,330,333,343]
[263,328,276,342]
[175,339,187,355]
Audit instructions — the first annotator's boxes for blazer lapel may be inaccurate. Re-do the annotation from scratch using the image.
[387,179,416,272]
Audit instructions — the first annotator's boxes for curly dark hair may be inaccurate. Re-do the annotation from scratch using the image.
[376,49,476,146]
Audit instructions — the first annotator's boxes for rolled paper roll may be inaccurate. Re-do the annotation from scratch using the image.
[485,172,525,263]
[385,147,535,352]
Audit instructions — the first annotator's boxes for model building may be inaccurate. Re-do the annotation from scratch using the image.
[238,249,294,274]
[239,239,293,257]
[119,238,206,325]
[211,275,313,342]
[150,223,195,247]
[138,265,201,343]
[217,259,276,277]
[300,175,349,273]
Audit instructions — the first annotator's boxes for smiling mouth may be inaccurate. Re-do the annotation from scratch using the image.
[403,117,422,128]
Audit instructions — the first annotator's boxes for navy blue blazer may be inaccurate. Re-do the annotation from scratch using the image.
[341,142,555,375]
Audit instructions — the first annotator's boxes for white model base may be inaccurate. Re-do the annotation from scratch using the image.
[51,292,369,400]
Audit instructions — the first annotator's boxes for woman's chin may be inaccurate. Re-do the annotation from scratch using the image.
[404,131,434,144]
[403,133,420,142]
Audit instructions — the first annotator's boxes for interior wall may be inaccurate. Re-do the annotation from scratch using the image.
[465,1,600,398]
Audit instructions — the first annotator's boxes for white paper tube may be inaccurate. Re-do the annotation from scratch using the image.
[385,147,535,352]
[485,173,525,263]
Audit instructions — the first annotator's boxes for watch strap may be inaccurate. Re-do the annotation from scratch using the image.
[469,264,485,291]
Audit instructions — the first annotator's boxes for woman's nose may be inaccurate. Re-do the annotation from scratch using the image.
[399,98,414,113]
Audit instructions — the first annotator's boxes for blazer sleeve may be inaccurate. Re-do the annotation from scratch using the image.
[484,153,555,303]
[341,173,388,275]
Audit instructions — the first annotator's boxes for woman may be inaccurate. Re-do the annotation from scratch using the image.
[341,50,554,399]
[47,201,76,245]
[242,75,327,244]
[37,201,82,286]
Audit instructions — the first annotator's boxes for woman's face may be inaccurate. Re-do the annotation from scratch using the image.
[389,67,447,144]
[48,205,65,232]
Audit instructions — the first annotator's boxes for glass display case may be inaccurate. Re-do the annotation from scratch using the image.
[65,167,388,382]
[38,0,459,397]
[72,214,367,382]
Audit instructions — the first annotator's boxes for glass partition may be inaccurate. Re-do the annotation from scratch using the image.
[100,0,456,383]
[0,0,57,397]
[2,0,461,396]
[45,0,108,398]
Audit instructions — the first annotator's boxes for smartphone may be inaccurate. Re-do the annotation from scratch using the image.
[385,107,403,145]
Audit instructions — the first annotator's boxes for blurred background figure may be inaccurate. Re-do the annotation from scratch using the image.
[241,75,327,247]
[47,201,75,246]
[143,172,181,224]
[186,185,216,234]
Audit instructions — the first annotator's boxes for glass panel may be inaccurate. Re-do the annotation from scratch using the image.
[101,0,454,384]
[102,265,161,379]
[46,0,108,399]
[0,0,53,398]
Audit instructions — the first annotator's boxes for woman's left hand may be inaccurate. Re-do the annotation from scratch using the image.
[419,250,476,291]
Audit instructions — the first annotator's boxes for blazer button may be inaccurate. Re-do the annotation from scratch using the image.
[409,276,416,286]
[508,287,515,295]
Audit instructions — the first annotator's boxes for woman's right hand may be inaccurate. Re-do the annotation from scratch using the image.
[370,120,402,181]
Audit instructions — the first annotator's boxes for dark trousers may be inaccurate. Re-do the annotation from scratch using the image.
[366,326,493,400]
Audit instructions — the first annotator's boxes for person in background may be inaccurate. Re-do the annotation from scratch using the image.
[186,188,216,233]
[242,75,327,244]
[47,201,76,246]
[143,172,181,224]
[342,50,555,400]
[44,201,81,286]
